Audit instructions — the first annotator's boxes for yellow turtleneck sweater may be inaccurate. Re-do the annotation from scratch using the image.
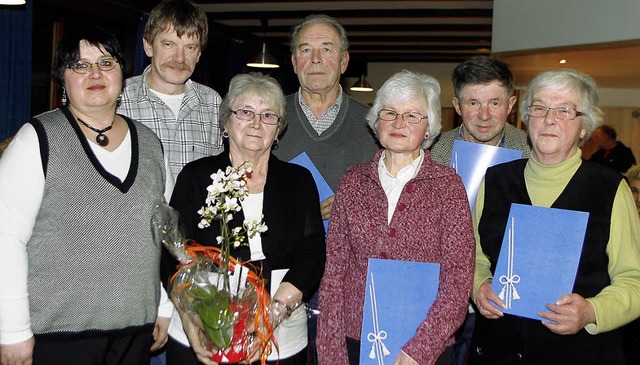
[472,149,640,334]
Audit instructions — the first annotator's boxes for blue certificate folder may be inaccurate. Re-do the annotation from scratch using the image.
[289,152,333,232]
[490,204,589,321]
[360,259,440,364]
[450,140,523,208]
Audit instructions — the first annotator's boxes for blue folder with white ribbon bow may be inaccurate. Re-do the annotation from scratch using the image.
[360,259,440,365]
[490,203,588,320]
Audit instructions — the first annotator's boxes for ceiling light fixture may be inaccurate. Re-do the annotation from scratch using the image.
[0,0,26,4]
[247,42,279,69]
[350,74,374,92]
[559,59,567,64]
[247,17,279,69]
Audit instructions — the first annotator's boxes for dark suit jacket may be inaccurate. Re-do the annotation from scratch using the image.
[162,153,326,301]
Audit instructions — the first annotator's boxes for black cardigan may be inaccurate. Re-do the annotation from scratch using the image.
[161,153,326,302]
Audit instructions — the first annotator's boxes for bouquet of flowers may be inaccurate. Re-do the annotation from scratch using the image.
[152,163,274,364]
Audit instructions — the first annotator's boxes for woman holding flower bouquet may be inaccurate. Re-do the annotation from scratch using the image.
[163,72,326,365]
[316,70,475,365]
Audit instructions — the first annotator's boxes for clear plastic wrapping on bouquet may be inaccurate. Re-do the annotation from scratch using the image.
[152,203,274,364]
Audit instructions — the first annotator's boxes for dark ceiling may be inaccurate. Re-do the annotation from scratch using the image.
[196,0,493,64]
[32,0,640,90]
[36,0,493,66]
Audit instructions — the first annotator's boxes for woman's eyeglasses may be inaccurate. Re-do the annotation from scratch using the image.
[67,58,118,74]
[231,109,280,125]
[527,105,583,120]
[378,109,428,124]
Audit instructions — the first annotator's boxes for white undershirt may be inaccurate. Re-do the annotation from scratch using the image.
[242,192,267,261]
[149,89,184,118]
[378,150,424,223]
[0,122,174,344]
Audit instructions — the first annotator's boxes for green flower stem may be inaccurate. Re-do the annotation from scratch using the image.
[219,210,231,292]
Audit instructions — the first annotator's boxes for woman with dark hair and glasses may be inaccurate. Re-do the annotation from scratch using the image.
[0,27,173,364]
[470,69,640,364]
[316,70,475,365]
[164,72,325,365]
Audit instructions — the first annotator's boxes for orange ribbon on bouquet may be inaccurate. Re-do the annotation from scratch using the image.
[171,241,278,365]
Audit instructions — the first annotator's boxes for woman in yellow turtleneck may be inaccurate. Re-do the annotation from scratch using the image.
[469,69,640,365]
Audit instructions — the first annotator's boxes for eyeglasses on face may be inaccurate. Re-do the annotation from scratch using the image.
[526,105,583,120]
[67,58,119,74]
[231,109,280,125]
[378,109,428,124]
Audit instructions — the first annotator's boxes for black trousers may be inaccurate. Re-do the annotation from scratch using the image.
[470,314,625,365]
[166,336,308,365]
[32,325,154,365]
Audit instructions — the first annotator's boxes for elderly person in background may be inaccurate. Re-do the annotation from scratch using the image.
[0,28,173,364]
[430,56,530,166]
[429,56,531,365]
[275,14,380,221]
[471,69,640,364]
[163,72,326,365]
[316,70,475,365]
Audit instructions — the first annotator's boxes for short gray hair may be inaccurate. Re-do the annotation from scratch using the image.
[520,69,603,146]
[290,14,349,53]
[219,72,287,133]
[367,70,442,149]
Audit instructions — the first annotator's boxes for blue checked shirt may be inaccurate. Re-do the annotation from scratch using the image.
[118,66,223,178]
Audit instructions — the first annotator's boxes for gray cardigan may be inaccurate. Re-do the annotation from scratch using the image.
[274,92,380,191]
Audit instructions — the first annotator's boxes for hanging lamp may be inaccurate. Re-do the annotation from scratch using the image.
[350,74,374,92]
[247,17,279,69]
[247,42,279,69]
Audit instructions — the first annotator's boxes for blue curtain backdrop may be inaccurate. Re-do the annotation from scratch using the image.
[134,14,149,76]
[0,1,32,141]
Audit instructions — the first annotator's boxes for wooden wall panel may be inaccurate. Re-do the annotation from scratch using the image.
[441,107,456,132]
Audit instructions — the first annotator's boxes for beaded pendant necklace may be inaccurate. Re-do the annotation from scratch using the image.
[77,117,116,146]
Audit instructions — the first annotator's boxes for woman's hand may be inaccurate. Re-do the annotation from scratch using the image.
[539,293,596,335]
[475,281,505,319]
[320,196,335,220]
[175,306,217,365]
[150,316,170,351]
[271,282,303,326]
[0,337,34,365]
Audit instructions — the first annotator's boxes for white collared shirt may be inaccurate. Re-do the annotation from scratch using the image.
[378,150,424,223]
